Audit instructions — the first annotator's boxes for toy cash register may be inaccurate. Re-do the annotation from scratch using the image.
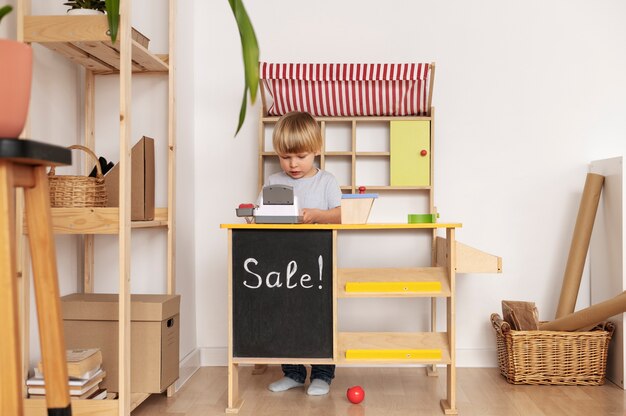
[236,185,303,224]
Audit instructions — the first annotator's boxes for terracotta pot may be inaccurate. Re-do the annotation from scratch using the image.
[0,39,33,138]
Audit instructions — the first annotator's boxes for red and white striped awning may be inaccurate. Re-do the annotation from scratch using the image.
[260,63,433,117]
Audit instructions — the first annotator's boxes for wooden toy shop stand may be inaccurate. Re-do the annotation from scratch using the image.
[222,63,501,414]
[222,223,464,414]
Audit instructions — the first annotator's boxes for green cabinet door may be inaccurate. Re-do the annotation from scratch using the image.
[390,120,430,186]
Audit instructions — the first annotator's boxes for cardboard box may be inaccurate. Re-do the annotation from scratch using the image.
[61,293,180,394]
[105,136,155,221]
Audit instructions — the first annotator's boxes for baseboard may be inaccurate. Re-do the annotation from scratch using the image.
[196,347,498,368]
[200,346,229,366]
[175,348,202,391]
[457,348,498,367]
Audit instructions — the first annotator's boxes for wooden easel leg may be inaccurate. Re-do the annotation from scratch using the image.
[427,297,438,377]
[24,166,71,415]
[0,162,24,416]
[226,362,243,414]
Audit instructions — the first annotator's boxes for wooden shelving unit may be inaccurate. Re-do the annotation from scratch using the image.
[17,1,176,415]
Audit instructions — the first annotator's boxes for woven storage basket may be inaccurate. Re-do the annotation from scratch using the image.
[491,313,614,386]
[48,145,107,208]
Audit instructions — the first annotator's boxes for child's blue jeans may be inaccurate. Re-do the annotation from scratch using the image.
[282,364,335,384]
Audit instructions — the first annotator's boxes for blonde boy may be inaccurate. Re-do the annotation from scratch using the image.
[265,111,341,225]
[265,111,340,395]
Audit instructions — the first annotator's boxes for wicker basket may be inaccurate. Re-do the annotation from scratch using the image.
[48,145,107,208]
[491,313,614,386]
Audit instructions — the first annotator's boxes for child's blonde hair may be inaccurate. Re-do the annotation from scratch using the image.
[272,112,322,155]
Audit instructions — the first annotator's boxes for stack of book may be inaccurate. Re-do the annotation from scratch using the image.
[27,348,107,400]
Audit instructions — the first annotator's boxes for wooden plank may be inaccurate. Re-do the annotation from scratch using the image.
[339,185,431,191]
[221,223,462,230]
[435,236,502,273]
[83,70,96,293]
[108,40,168,72]
[351,120,356,193]
[337,332,451,365]
[338,267,450,298]
[23,207,168,234]
[25,16,167,74]
[30,208,119,234]
[24,397,118,415]
[443,227,457,414]
[117,2,133,413]
[428,63,436,114]
[24,15,110,43]
[0,163,23,416]
[72,41,141,72]
[128,42,166,71]
[130,393,150,412]
[355,152,391,156]
[167,0,176,296]
[39,42,113,73]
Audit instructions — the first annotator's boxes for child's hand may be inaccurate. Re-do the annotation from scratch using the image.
[301,208,322,224]
[301,207,341,224]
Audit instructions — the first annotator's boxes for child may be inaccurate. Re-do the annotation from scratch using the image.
[265,111,341,395]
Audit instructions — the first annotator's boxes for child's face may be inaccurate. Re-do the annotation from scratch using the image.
[278,151,318,179]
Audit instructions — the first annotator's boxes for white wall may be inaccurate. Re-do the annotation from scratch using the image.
[4,0,626,373]
[197,0,626,367]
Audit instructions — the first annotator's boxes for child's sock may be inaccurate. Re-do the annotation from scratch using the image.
[268,376,304,392]
[306,379,330,396]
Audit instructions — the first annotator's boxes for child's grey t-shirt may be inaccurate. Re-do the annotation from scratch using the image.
[265,169,342,210]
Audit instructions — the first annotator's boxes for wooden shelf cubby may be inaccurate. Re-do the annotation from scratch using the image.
[258,114,435,195]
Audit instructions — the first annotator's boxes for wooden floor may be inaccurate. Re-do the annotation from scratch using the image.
[131,366,626,416]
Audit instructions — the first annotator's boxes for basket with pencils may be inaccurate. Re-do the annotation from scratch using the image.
[48,145,107,208]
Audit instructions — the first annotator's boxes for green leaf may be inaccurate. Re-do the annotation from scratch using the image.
[229,0,260,136]
[0,5,13,25]
[105,0,119,44]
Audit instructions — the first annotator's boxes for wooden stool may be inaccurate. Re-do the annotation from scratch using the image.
[0,138,72,416]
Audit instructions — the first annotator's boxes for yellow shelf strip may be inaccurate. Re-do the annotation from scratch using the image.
[346,349,442,360]
[345,281,442,293]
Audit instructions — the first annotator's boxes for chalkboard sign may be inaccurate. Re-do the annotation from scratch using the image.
[232,229,333,358]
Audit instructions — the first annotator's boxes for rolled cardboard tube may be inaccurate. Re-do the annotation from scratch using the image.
[555,173,604,319]
[539,291,626,331]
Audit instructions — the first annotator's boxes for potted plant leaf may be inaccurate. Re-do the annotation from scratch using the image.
[229,0,259,136]
[63,0,119,44]
[0,5,33,138]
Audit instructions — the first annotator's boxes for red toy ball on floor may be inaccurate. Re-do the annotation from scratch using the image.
[346,385,365,404]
